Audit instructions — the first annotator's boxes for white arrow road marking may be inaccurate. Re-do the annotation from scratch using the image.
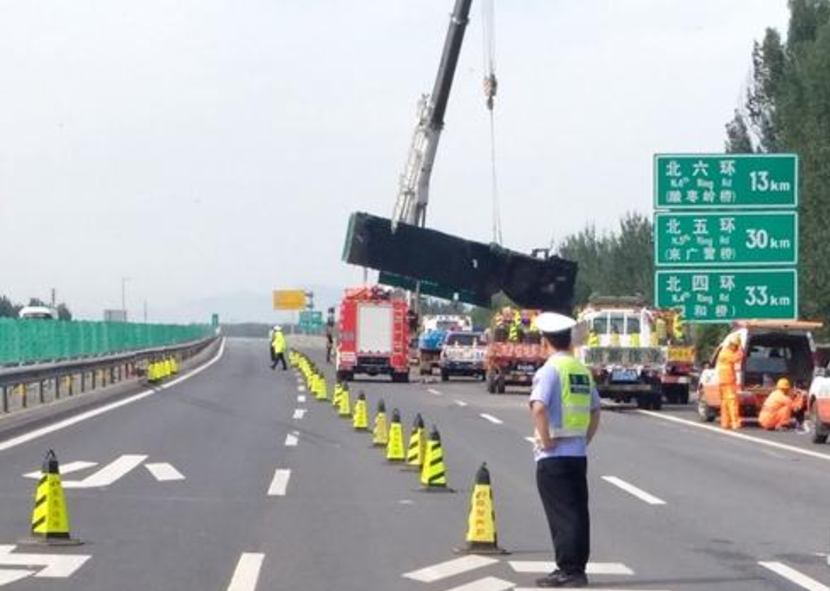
[226,553,265,591]
[0,545,90,578]
[602,476,666,506]
[285,432,299,447]
[0,570,32,587]
[759,561,830,591]
[61,455,148,489]
[509,561,634,575]
[24,461,99,479]
[145,463,185,482]
[444,576,514,591]
[268,469,291,496]
[403,556,499,583]
[293,409,306,420]
[479,413,503,425]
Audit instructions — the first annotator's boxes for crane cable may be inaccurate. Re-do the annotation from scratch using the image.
[481,0,502,246]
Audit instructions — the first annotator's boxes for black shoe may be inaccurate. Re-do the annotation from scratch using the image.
[535,570,588,588]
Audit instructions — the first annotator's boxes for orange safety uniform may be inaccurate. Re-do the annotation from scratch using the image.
[717,345,744,430]
[758,388,803,430]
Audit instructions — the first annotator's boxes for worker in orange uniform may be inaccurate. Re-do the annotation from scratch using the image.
[717,335,744,430]
[758,379,805,430]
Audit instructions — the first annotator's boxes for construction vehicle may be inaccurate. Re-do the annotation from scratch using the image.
[697,320,821,423]
[440,330,487,381]
[484,308,546,394]
[417,314,472,375]
[335,286,410,383]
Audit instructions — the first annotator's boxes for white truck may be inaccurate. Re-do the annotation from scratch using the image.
[439,331,487,381]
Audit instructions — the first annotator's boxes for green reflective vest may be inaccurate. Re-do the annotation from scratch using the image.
[548,355,593,438]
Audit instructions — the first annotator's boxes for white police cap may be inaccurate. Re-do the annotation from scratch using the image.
[535,312,576,334]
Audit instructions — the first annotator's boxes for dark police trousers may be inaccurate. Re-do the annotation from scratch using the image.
[536,456,590,575]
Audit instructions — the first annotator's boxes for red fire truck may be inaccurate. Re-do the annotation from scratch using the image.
[335,286,410,383]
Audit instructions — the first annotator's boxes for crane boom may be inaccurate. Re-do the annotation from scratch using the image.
[392,0,473,228]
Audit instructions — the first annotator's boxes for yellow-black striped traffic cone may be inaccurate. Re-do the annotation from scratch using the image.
[372,399,388,447]
[315,375,328,401]
[405,413,426,471]
[26,450,82,545]
[338,383,352,417]
[420,426,453,492]
[455,463,508,554]
[352,392,369,431]
[386,409,405,462]
[332,382,344,408]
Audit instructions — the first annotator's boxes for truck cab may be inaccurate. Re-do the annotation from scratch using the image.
[439,330,487,381]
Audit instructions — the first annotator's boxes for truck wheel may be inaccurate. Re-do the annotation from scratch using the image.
[336,370,352,382]
[810,403,828,444]
[496,372,506,394]
[636,396,650,410]
[650,394,663,411]
[486,370,497,394]
[697,394,716,423]
[440,370,449,382]
[676,386,689,405]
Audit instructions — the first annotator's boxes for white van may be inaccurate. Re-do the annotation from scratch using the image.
[18,306,59,320]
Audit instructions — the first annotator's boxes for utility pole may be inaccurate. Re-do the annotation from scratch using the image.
[121,277,130,321]
[143,300,148,324]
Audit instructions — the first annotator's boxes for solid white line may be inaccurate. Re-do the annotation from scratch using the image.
[403,556,499,583]
[638,409,830,463]
[24,461,98,479]
[293,409,306,420]
[453,399,469,407]
[428,388,443,396]
[268,469,291,496]
[144,463,185,482]
[509,561,634,575]
[284,433,299,447]
[226,553,265,591]
[480,413,504,425]
[0,339,226,454]
[759,561,830,591]
[444,576,514,591]
[297,395,306,403]
[63,454,148,489]
[602,476,666,506]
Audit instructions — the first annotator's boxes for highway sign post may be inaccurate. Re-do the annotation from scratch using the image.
[655,269,797,322]
[654,211,797,267]
[655,154,798,209]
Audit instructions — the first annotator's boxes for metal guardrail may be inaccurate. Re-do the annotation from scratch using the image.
[0,336,219,415]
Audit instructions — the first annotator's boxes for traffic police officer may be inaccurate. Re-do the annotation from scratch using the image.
[530,312,601,588]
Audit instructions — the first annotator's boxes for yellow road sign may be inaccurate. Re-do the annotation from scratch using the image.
[273,290,306,310]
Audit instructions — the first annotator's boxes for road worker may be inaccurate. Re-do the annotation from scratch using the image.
[530,312,601,588]
[758,378,805,430]
[609,326,621,348]
[717,334,744,430]
[587,330,599,347]
[672,312,685,343]
[271,326,287,371]
[508,309,523,343]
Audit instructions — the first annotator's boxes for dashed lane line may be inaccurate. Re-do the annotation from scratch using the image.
[226,553,265,591]
[403,556,499,583]
[479,413,504,425]
[637,410,830,463]
[453,400,469,407]
[444,577,514,591]
[759,561,830,591]
[144,463,185,482]
[0,339,226,453]
[428,388,443,396]
[268,469,291,496]
[297,395,307,403]
[284,432,299,447]
[509,561,634,575]
[293,409,306,420]
[602,476,666,506]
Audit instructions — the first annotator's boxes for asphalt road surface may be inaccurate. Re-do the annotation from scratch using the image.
[0,337,829,591]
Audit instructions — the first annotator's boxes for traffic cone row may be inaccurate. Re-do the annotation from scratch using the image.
[287,349,505,553]
[147,356,178,383]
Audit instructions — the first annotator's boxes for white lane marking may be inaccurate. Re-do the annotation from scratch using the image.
[293,408,306,420]
[444,576,514,591]
[638,410,830,463]
[759,561,830,591]
[63,455,148,489]
[0,545,91,578]
[509,561,634,575]
[145,463,185,482]
[479,413,504,425]
[297,395,307,403]
[285,433,299,447]
[524,436,536,444]
[268,469,291,496]
[24,461,99,479]
[226,553,265,591]
[515,588,668,591]
[0,569,32,586]
[298,386,306,392]
[428,388,443,396]
[453,400,469,407]
[0,339,226,454]
[602,476,666,506]
[403,556,499,583]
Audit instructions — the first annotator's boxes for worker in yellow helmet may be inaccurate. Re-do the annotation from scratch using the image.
[271,326,287,371]
[717,334,744,430]
[758,378,805,431]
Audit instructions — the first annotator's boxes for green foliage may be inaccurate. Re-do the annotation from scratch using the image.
[725,109,754,153]
[0,296,19,318]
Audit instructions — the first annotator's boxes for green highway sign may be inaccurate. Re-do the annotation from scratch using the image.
[655,269,797,322]
[654,154,798,209]
[299,311,323,332]
[654,211,797,267]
